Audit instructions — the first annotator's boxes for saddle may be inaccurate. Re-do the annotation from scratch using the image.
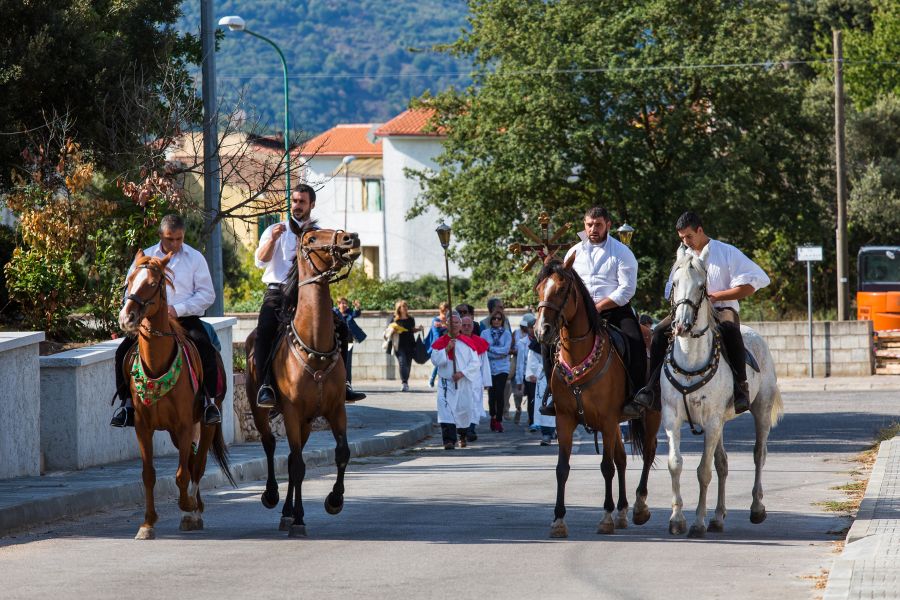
[712,323,761,373]
[124,334,226,401]
[605,323,638,397]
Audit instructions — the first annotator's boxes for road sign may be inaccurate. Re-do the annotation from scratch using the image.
[797,246,823,262]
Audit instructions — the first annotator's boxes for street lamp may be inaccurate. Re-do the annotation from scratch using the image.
[617,223,635,247]
[218,15,292,216]
[435,222,456,385]
[342,155,357,229]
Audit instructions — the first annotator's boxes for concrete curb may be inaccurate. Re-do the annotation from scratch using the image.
[778,377,900,392]
[0,413,434,536]
[823,436,898,599]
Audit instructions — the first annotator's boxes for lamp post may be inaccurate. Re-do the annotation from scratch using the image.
[617,223,635,247]
[342,155,357,229]
[218,15,292,216]
[435,222,456,385]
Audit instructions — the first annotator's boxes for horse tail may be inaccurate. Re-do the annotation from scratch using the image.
[629,416,647,458]
[769,386,784,428]
[211,424,237,487]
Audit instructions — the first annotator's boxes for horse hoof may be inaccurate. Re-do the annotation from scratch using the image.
[261,490,279,509]
[549,519,568,539]
[134,526,155,540]
[708,520,724,533]
[288,524,308,538]
[615,515,628,529]
[596,521,615,535]
[279,517,294,531]
[179,516,204,531]
[632,508,651,526]
[688,524,706,539]
[750,509,767,524]
[324,493,343,515]
[668,520,687,536]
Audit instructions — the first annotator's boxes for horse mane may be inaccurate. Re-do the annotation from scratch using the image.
[535,259,605,334]
[279,220,320,322]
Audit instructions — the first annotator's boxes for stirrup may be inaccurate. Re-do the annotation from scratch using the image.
[538,399,556,416]
[110,406,134,428]
[257,384,276,407]
[203,402,222,425]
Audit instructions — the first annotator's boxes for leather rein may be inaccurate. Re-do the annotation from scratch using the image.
[538,272,617,442]
[664,266,720,435]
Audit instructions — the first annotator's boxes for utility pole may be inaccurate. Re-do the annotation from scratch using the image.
[833,29,850,321]
[201,0,224,317]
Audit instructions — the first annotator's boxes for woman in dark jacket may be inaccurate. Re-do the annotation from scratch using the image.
[388,299,421,391]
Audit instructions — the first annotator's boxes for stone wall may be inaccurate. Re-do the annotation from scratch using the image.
[0,332,44,479]
[39,317,236,471]
[743,320,874,377]
[230,312,876,380]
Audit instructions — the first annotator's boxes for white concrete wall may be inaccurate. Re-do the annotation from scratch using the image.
[382,137,468,280]
[39,318,236,471]
[0,332,44,479]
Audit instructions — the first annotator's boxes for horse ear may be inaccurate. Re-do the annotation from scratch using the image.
[160,251,174,267]
[135,248,145,262]
[699,243,710,263]
[563,251,577,270]
[677,244,686,261]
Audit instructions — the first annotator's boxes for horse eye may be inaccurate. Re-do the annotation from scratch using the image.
[308,236,316,244]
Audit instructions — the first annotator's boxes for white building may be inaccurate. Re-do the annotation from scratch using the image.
[301,108,466,280]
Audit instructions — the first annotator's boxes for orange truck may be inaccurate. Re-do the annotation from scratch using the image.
[857,246,900,331]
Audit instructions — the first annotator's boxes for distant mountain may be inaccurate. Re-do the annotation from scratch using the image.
[179,0,471,138]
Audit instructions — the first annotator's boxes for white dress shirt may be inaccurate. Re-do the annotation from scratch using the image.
[564,232,638,307]
[255,219,313,285]
[664,238,770,312]
[130,242,214,317]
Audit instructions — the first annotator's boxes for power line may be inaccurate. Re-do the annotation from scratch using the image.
[212,59,900,81]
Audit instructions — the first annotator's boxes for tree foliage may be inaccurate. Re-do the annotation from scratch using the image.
[414,0,829,314]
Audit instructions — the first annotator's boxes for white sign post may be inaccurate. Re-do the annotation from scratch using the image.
[797,246,823,376]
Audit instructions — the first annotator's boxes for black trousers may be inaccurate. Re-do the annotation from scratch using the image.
[488,372,509,419]
[647,310,747,384]
[396,348,412,384]
[524,380,536,425]
[115,315,218,400]
[601,303,648,393]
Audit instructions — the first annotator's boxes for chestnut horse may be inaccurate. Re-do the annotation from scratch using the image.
[534,254,661,538]
[245,226,360,537]
[118,251,234,540]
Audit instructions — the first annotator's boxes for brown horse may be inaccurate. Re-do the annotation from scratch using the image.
[534,254,661,538]
[245,226,360,537]
[118,251,234,540]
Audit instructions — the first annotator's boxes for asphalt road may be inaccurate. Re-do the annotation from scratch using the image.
[1,388,896,600]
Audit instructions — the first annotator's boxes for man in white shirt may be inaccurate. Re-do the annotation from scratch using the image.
[111,214,221,426]
[253,184,364,406]
[541,206,647,418]
[635,211,771,414]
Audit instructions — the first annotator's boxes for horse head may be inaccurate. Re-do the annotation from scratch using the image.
[671,244,712,336]
[297,227,361,279]
[118,249,173,334]
[534,253,580,345]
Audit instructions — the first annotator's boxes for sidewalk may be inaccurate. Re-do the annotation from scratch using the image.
[824,435,900,599]
[0,399,434,536]
[778,375,900,392]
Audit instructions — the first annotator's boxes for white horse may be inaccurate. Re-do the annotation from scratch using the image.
[662,244,783,538]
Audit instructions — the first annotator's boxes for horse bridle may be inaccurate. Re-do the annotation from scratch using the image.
[537,273,592,344]
[670,266,710,338]
[124,264,176,338]
[297,230,356,287]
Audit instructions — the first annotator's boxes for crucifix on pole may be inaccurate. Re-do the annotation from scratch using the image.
[508,211,575,271]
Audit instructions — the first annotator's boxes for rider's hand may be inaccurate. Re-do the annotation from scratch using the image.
[272,223,286,239]
[167,306,178,318]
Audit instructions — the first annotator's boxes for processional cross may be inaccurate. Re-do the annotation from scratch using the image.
[508,211,575,271]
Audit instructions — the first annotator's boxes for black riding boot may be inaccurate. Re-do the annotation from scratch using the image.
[733,380,751,414]
[719,320,750,414]
[110,404,134,428]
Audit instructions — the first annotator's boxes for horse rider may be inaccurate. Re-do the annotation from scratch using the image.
[540,206,647,418]
[253,184,366,407]
[634,211,770,415]
[110,214,222,427]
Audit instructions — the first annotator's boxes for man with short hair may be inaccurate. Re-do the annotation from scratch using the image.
[540,206,647,418]
[110,214,221,427]
[253,185,365,407]
[431,312,483,449]
[634,211,770,414]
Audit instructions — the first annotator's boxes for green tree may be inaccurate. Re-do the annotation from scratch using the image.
[0,0,198,182]
[413,0,828,313]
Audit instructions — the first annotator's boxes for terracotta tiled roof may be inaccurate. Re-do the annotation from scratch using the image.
[374,108,445,137]
[299,124,382,157]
